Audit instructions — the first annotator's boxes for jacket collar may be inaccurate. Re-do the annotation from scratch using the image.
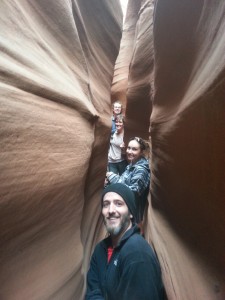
[129,156,148,167]
[102,224,140,250]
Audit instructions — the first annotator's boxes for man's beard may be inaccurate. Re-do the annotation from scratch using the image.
[104,212,131,237]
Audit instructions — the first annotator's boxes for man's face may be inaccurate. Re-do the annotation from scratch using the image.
[113,103,122,115]
[102,192,132,237]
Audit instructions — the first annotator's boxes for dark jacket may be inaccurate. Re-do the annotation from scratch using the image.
[107,157,150,222]
[85,225,164,300]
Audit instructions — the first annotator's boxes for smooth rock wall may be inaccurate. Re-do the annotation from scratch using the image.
[0,1,122,299]
[114,0,225,299]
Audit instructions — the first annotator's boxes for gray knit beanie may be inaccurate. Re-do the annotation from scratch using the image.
[102,183,137,222]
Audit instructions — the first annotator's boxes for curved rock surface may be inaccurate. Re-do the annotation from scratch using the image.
[151,1,225,298]
[0,1,122,299]
[0,0,225,299]
[114,0,225,299]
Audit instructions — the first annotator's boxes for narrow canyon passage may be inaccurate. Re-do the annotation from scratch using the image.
[0,1,224,300]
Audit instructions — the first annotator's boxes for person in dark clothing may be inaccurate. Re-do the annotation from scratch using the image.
[85,183,164,300]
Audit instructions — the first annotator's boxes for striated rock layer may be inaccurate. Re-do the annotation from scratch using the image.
[0,1,122,299]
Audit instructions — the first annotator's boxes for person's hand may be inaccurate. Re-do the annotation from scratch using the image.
[120,142,125,149]
[106,171,114,177]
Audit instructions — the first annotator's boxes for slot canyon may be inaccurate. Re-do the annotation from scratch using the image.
[0,0,224,299]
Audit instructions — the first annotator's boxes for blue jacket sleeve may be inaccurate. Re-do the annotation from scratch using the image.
[107,172,120,184]
[123,166,150,195]
[108,166,150,195]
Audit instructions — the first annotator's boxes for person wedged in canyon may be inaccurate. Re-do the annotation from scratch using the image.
[85,183,164,300]
[105,137,150,224]
[111,101,123,136]
[108,114,128,175]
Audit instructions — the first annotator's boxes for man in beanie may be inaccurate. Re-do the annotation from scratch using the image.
[85,183,165,300]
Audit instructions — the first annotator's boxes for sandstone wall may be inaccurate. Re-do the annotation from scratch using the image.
[0,1,122,299]
[113,0,225,299]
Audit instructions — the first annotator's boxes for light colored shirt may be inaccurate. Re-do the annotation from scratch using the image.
[108,131,125,163]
